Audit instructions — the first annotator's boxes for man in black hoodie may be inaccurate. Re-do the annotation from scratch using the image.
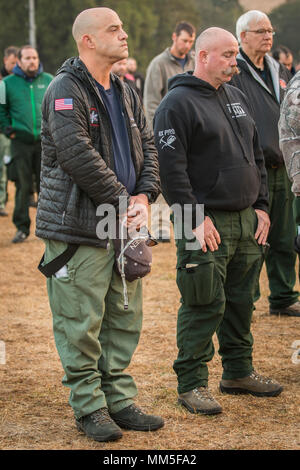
[154,27,283,416]
[230,10,299,317]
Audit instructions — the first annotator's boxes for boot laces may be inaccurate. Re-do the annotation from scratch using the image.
[128,404,144,415]
[90,408,113,425]
[250,370,274,384]
[193,387,215,402]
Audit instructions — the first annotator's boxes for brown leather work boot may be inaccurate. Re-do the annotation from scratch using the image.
[178,387,223,415]
[270,301,300,317]
[220,370,283,397]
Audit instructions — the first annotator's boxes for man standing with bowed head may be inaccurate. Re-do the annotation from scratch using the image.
[154,27,283,416]
[36,8,162,442]
[144,21,196,242]
[230,10,299,317]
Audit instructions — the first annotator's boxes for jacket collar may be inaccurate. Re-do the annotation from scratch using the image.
[165,47,193,65]
[12,63,43,82]
[61,57,123,94]
[237,51,280,103]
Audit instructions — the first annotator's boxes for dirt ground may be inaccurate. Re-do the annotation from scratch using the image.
[0,182,299,450]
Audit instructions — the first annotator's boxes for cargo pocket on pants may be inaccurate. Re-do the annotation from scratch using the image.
[177,261,218,306]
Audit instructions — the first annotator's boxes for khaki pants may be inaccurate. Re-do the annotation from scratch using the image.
[44,239,143,419]
[151,193,171,239]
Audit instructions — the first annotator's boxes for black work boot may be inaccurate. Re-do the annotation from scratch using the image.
[76,407,123,442]
[110,404,164,431]
[12,230,28,243]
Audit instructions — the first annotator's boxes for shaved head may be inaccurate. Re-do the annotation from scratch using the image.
[195,27,237,56]
[72,7,118,44]
[193,27,239,88]
[71,7,128,85]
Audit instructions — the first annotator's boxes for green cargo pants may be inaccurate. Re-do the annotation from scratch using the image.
[173,207,263,394]
[293,197,300,226]
[44,239,143,419]
[11,139,41,235]
[264,166,298,309]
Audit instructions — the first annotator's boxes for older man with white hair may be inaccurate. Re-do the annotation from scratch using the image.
[230,10,300,317]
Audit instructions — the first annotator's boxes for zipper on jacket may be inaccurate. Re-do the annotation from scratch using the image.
[121,90,139,176]
[30,85,38,140]
[61,180,73,225]
[84,72,114,169]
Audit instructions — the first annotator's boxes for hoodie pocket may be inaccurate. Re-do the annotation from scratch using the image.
[205,165,260,211]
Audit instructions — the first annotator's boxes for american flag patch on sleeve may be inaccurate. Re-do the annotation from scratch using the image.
[55,98,73,111]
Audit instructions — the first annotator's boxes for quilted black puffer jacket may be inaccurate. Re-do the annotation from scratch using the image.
[36,57,160,247]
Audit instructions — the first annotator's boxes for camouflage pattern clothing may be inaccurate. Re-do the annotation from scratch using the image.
[279,71,300,196]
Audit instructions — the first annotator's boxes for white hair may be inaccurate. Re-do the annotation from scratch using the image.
[236,10,269,44]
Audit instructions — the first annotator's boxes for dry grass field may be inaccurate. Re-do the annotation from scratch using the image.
[0,182,299,451]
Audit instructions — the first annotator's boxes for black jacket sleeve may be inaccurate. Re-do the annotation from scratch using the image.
[125,85,161,203]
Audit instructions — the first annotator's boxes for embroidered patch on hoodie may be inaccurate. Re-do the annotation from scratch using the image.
[158,129,176,150]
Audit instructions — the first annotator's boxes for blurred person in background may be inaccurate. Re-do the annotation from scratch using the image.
[111,57,140,97]
[230,10,300,317]
[0,45,53,242]
[125,56,144,99]
[0,46,18,79]
[144,21,196,126]
[0,46,18,216]
[273,45,296,76]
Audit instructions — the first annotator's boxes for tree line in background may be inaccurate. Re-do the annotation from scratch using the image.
[0,0,299,75]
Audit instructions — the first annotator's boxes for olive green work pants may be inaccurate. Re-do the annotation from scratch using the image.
[263,166,299,309]
[173,207,263,394]
[44,240,143,419]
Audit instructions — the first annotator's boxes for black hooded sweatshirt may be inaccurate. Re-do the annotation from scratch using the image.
[153,72,268,228]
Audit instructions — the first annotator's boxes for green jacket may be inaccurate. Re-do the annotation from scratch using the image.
[0,66,53,143]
